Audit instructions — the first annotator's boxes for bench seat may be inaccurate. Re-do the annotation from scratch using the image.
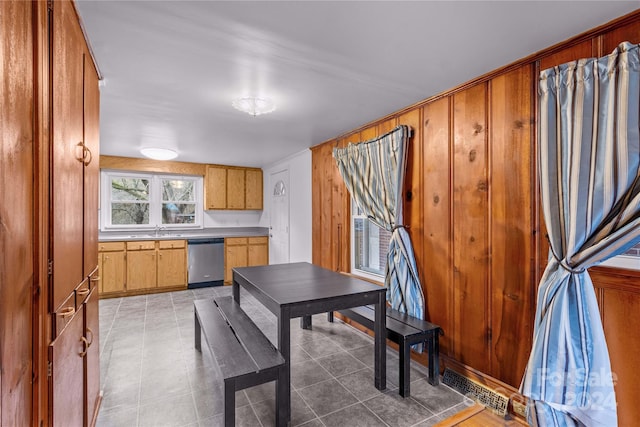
[331,305,442,397]
[194,296,286,427]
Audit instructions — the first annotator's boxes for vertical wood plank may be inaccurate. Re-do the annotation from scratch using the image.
[452,83,490,371]
[320,142,334,269]
[334,137,350,272]
[539,39,596,70]
[602,20,640,52]
[489,65,535,387]
[360,126,378,142]
[311,146,322,265]
[0,1,34,424]
[378,117,397,136]
[422,98,452,355]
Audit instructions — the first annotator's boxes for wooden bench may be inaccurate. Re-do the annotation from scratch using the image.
[194,296,286,427]
[330,305,442,397]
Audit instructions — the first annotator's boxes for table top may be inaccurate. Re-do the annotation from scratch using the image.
[233,262,385,308]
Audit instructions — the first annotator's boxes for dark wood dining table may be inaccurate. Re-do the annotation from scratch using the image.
[232,262,387,426]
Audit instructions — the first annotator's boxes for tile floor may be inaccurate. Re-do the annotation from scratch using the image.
[96,286,473,427]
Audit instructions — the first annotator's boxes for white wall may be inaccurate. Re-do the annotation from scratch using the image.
[203,210,265,227]
[261,149,312,263]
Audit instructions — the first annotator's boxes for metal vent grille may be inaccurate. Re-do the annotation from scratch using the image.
[442,368,509,417]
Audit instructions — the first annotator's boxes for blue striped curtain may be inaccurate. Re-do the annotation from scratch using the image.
[333,126,425,323]
[520,42,640,427]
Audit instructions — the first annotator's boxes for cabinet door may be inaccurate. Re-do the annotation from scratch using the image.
[126,249,157,290]
[157,247,186,288]
[224,239,248,283]
[49,305,85,427]
[99,250,126,294]
[83,54,100,277]
[83,286,100,425]
[248,237,269,267]
[205,165,227,209]
[227,168,246,209]
[245,169,263,210]
[51,0,86,310]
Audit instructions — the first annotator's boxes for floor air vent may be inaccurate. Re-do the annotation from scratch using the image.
[442,368,509,417]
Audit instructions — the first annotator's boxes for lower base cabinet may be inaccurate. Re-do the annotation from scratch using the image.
[224,236,269,283]
[99,239,187,297]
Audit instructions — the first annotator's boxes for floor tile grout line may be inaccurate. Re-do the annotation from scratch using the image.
[134,295,147,427]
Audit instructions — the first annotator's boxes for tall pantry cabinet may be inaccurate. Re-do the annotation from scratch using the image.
[49,0,101,425]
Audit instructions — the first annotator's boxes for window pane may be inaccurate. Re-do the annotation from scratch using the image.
[624,243,640,257]
[111,178,149,201]
[162,203,195,224]
[111,203,149,225]
[162,179,194,202]
[353,217,391,276]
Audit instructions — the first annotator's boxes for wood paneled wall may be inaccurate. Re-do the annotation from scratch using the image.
[311,8,640,422]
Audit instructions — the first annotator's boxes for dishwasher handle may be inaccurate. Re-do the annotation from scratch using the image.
[187,238,224,245]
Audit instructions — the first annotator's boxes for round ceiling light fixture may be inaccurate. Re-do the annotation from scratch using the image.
[140,147,178,161]
[232,96,276,116]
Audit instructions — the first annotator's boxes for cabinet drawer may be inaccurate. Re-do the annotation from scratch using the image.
[248,236,268,245]
[158,239,186,249]
[99,241,125,252]
[126,241,156,251]
[226,237,248,245]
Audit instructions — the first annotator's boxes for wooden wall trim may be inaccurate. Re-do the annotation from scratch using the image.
[591,266,640,293]
[310,8,640,150]
[100,155,207,176]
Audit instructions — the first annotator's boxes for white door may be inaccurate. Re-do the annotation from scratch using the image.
[270,169,290,264]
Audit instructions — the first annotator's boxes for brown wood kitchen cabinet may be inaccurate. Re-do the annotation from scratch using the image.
[98,242,126,294]
[224,236,269,283]
[100,239,187,297]
[205,165,263,210]
[126,240,158,291]
[157,240,188,288]
[48,0,102,425]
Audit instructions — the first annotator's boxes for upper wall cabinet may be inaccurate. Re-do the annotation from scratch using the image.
[205,165,263,210]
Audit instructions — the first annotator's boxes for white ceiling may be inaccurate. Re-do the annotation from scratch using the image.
[76,1,639,168]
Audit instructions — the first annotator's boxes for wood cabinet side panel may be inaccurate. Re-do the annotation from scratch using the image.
[489,66,535,387]
[0,1,35,424]
[83,53,100,277]
[452,84,490,371]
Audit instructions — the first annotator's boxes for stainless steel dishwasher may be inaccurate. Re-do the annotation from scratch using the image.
[187,238,224,287]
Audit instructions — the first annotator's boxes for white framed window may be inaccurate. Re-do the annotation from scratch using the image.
[101,170,203,230]
[351,200,391,280]
[601,244,640,270]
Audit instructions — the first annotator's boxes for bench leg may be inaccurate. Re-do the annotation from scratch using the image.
[275,367,288,427]
[300,315,312,330]
[428,333,440,386]
[399,338,411,397]
[194,314,201,352]
[327,311,334,323]
[224,380,235,427]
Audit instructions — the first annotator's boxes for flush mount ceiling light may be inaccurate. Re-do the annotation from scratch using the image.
[232,96,276,116]
[140,147,178,161]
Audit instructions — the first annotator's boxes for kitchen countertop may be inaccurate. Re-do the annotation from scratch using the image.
[98,227,269,242]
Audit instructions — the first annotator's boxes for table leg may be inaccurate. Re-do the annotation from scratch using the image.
[233,279,240,303]
[374,292,386,390]
[300,315,312,329]
[276,307,291,426]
